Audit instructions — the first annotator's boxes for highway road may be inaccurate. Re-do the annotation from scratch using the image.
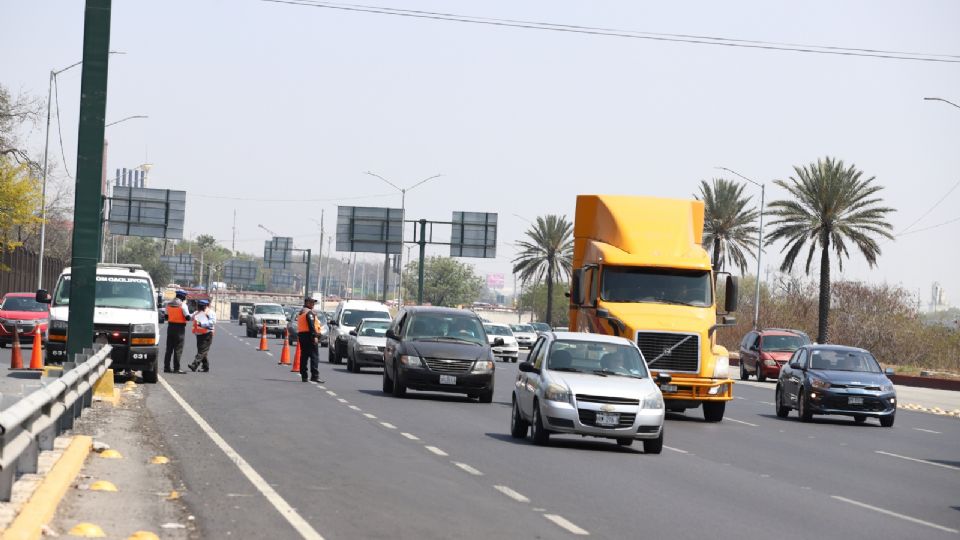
[144,322,960,539]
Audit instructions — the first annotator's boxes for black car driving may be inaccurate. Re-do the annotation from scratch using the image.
[382,306,498,403]
[775,344,897,426]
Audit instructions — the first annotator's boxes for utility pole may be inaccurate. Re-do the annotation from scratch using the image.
[315,210,324,298]
[322,235,331,310]
[231,209,236,254]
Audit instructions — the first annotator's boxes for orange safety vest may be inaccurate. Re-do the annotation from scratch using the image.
[297,310,321,334]
[166,301,187,324]
[192,316,212,335]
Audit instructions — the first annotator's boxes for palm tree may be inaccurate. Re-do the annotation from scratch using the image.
[695,178,760,274]
[765,157,894,343]
[512,215,574,325]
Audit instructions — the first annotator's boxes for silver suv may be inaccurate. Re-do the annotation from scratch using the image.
[511,331,670,454]
[245,303,287,338]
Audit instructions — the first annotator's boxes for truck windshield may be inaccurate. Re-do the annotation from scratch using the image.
[53,275,156,310]
[254,305,284,315]
[601,266,712,307]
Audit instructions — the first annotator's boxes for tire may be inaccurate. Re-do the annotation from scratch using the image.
[531,403,550,446]
[510,399,529,438]
[382,366,393,394]
[756,365,766,382]
[703,401,725,422]
[739,360,748,381]
[879,413,895,428]
[349,352,360,373]
[478,389,493,403]
[142,369,158,384]
[853,415,867,424]
[775,386,790,418]
[644,427,664,454]
[332,341,343,365]
[328,343,337,363]
[391,367,406,397]
[616,438,634,447]
[511,357,518,363]
[798,388,813,422]
[246,327,255,338]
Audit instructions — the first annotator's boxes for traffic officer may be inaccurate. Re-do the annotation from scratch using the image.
[296,296,324,383]
[189,299,216,372]
[163,290,192,373]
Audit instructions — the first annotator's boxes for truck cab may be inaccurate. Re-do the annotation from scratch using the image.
[568,195,738,422]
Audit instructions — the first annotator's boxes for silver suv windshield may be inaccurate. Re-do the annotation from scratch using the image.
[601,266,712,307]
[547,340,649,378]
[53,275,156,310]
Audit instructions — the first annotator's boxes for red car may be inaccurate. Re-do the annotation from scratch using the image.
[0,292,50,347]
[738,328,810,382]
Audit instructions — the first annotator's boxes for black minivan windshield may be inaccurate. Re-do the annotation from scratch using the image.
[405,313,487,346]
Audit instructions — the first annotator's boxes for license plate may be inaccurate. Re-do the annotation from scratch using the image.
[595,412,619,427]
[848,396,864,405]
[439,375,457,385]
[660,384,677,393]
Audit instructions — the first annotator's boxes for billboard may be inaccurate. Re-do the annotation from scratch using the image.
[450,212,497,258]
[108,187,186,239]
[486,273,505,290]
[270,268,298,291]
[160,254,195,283]
[336,206,403,254]
[223,258,258,286]
[263,237,293,269]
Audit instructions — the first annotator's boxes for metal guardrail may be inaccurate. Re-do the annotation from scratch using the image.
[0,345,113,501]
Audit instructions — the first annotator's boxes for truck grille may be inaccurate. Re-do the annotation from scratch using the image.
[578,410,636,428]
[423,357,473,374]
[576,394,640,406]
[637,332,700,373]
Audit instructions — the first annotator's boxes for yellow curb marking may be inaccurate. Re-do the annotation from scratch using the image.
[127,532,160,540]
[166,490,180,500]
[150,456,169,465]
[67,522,107,537]
[98,449,123,459]
[89,480,118,492]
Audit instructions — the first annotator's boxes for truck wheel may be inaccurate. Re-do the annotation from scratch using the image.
[142,369,158,384]
[478,389,493,403]
[703,401,725,422]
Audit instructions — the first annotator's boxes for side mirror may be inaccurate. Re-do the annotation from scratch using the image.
[494,337,505,346]
[35,289,51,304]
[518,361,538,373]
[884,367,895,376]
[349,330,357,337]
[656,373,672,385]
[724,275,739,313]
[570,269,583,305]
[385,329,398,340]
[789,362,801,370]
[750,343,760,352]
[328,320,338,326]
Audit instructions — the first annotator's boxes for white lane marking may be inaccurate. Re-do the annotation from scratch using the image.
[380,422,397,429]
[453,462,483,476]
[363,413,377,419]
[544,514,589,535]
[400,432,420,441]
[337,398,348,403]
[664,446,688,454]
[726,417,758,427]
[831,496,959,534]
[348,405,361,411]
[734,396,746,400]
[760,401,775,406]
[494,485,530,503]
[159,378,325,540]
[913,428,942,434]
[317,386,326,390]
[875,451,960,471]
[266,352,274,357]
[326,391,337,396]
[425,446,448,456]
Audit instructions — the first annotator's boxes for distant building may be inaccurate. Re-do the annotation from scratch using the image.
[930,282,948,312]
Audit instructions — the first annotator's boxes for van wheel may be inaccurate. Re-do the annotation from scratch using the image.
[703,401,725,422]
[328,345,337,363]
[643,427,664,454]
[392,368,406,397]
[142,369,158,384]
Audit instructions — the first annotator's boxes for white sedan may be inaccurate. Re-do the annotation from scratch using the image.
[484,323,519,362]
[509,324,538,349]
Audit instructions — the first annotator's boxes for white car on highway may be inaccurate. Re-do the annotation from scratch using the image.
[484,323,519,362]
[509,323,537,349]
[511,331,671,453]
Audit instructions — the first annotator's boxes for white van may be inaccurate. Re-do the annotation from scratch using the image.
[327,300,392,364]
[39,264,161,382]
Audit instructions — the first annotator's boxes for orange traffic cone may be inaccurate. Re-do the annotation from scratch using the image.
[9,325,24,369]
[29,328,44,370]
[290,341,301,373]
[258,322,269,351]
[279,329,291,365]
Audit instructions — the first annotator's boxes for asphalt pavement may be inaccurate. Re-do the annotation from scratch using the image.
[133,322,959,539]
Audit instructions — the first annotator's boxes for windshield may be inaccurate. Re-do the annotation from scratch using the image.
[602,266,712,307]
[342,309,391,327]
[547,340,649,378]
[531,322,551,332]
[809,349,882,373]
[1,297,47,312]
[358,320,390,336]
[510,324,534,333]
[255,305,284,315]
[484,325,513,336]
[405,313,487,345]
[53,275,155,310]
[762,334,808,352]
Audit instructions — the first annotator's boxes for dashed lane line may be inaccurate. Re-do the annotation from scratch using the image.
[759,401,775,406]
[544,514,590,536]
[337,398,348,403]
[363,413,377,419]
[348,405,361,411]
[875,451,960,472]
[831,496,959,534]
[494,485,530,503]
[453,462,484,476]
[401,432,420,441]
[380,422,397,429]
[425,446,448,457]
[159,378,325,540]
[326,391,337,397]
[664,446,688,454]
[913,428,942,434]
[725,417,759,427]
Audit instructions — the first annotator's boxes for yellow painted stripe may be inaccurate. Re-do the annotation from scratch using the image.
[3,435,93,540]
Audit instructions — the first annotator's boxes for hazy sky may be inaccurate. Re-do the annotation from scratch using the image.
[4,1,959,306]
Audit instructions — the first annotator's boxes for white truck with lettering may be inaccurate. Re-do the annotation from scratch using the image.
[38,264,161,382]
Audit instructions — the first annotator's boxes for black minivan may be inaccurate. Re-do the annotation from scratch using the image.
[382,306,499,403]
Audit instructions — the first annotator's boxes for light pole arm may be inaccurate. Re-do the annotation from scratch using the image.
[924,97,960,110]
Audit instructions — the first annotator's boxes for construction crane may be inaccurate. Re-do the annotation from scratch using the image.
[257,224,278,237]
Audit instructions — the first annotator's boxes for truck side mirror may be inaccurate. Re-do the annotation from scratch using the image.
[36,289,51,304]
[724,275,739,313]
[570,269,583,305]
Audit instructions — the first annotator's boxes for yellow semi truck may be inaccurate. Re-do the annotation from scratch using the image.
[568,195,739,422]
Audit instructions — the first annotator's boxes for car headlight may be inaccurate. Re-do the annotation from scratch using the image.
[810,377,831,389]
[132,324,154,334]
[881,383,895,393]
[472,360,494,373]
[642,392,664,409]
[713,355,729,379]
[360,345,379,353]
[399,355,423,368]
[544,383,571,404]
[764,359,777,366]
[50,320,68,331]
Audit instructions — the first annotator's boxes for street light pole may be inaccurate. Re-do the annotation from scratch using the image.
[716,167,765,329]
[365,171,442,305]
[924,96,960,110]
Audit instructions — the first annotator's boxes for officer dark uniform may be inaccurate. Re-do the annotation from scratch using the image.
[189,299,215,373]
[163,290,192,373]
[296,297,324,383]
